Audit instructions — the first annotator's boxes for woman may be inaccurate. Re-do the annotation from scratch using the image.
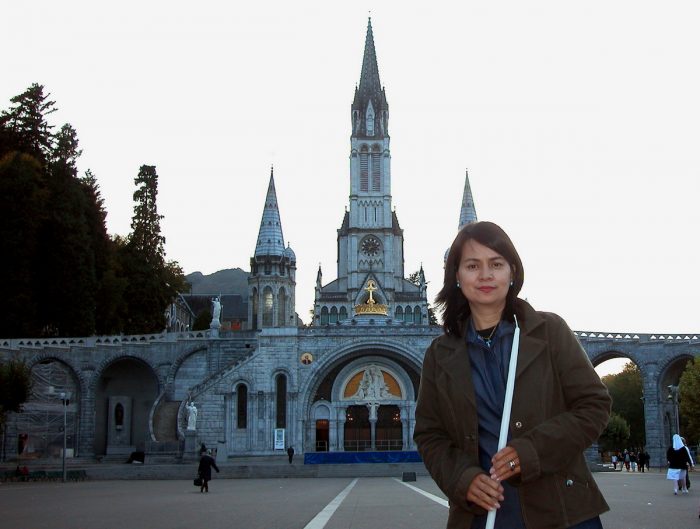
[414,221,611,529]
[667,434,692,494]
[197,449,219,493]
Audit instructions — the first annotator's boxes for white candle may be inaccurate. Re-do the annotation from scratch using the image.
[485,315,521,529]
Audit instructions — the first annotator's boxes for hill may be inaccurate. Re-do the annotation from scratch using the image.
[185,268,249,296]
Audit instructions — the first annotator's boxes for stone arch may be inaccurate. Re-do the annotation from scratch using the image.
[6,356,84,460]
[168,346,209,401]
[93,355,160,455]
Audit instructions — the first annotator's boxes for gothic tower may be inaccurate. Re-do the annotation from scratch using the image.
[313,19,428,326]
[248,168,296,329]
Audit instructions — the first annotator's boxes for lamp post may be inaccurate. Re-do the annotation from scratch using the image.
[48,386,71,483]
[667,385,680,437]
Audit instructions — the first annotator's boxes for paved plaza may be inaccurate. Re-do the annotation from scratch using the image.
[0,470,698,529]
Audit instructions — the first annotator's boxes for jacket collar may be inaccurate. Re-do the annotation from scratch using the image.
[437,299,548,408]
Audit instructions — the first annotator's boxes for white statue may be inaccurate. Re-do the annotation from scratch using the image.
[185,401,198,431]
[211,297,222,322]
[352,365,395,401]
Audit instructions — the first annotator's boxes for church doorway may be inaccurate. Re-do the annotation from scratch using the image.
[376,405,402,451]
[315,420,329,452]
[344,405,370,451]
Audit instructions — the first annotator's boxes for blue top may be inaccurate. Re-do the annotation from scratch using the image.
[466,318,525,529]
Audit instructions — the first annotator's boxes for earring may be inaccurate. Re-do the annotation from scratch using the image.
[456,281,460,288]
[510,280,514,287]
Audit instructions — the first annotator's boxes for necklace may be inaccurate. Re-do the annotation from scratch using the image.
[477,323,499,347]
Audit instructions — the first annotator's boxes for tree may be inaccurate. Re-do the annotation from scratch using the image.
[0,83,56,164]
[0,358,32,427]
[120,165,187,334]
[35,123,97,336]
[192,309,212,331]
[407,269,438,325]
[680,357,700,446]
[0,152,46,337]
[602,362,645,446]
[598,412,630,453]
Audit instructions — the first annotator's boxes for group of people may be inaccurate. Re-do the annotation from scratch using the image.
[611,448,650,472]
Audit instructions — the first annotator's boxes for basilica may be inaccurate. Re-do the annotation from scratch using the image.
[2,20,693,467]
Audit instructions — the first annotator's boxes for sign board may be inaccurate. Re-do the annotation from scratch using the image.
[274,428,285,450]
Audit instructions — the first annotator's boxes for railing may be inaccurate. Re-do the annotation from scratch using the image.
[315,440,329,452]
[343,439,403,451]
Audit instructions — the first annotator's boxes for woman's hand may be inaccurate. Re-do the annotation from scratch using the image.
[466,473,504,511]
[490,446,521,481]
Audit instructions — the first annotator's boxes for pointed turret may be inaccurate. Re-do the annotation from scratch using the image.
[254,167,285,258]
[458,169,478,229]
[351,18,389,137]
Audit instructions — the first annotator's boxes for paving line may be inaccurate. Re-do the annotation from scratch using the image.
[394,478,449,508]
[302,477,359,529]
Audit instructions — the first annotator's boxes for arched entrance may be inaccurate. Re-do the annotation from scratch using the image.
[304,352,419,453]
[95,358,159,455]
[7,359,80,460]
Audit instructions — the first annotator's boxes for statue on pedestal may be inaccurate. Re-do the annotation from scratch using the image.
[186,401,198,431]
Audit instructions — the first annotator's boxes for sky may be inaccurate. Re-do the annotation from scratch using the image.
[4,1,700,359]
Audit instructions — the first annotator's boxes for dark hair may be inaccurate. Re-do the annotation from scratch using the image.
[436,221,524,336]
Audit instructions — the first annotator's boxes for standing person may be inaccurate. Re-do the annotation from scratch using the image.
[413,221,611,529]
[630,450,637,472]
[643,449,650,472]
[197,449,219,493]
[624,450,631,471]
[287,446,295,464]
[682,437,695,490]
[638,449,646,473]
[611,452,618,470]
[667,434,692,495]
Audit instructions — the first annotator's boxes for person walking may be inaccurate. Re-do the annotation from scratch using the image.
[667,434,692,495]
[611,453,618,470]
[287,446,295,464]
[413,221,611,529]
[197,449,219,493]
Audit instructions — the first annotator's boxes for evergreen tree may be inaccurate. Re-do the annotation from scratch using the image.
[121,165,186,334]
[0,152,46,337]
[80,170,126,334]
[34,123,97,336]
[0,83,56,164]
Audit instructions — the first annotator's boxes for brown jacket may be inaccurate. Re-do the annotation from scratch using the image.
[413,300,611,529]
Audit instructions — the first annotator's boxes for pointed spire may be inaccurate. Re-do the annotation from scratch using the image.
[352,18,389,137]
[358,18,382,99]
[458,169,478,229]
[254,166,286,258]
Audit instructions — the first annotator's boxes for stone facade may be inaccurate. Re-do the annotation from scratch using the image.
[1,20,698,470]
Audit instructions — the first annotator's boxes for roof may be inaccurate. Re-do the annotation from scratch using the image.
[254,168,286,258]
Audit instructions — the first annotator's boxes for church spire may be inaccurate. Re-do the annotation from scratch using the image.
[352,18,389,137]
[254,166,286,258]
[458,169,478,229]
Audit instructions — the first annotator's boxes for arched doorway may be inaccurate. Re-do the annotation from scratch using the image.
[7,359,80,460]
[95,358,159,455]
[344,405,370,451]
[376,405,402,451]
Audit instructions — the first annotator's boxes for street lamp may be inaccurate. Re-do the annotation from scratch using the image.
[667,385,680,437]
[48,387,71,483]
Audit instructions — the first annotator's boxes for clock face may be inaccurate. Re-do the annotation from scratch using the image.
[361,236,381,256]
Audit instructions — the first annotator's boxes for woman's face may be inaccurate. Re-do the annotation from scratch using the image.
[456,239,513,313]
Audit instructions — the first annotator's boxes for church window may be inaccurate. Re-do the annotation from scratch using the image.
[320,306,329,326]
[276,374,287,429]
[414,306,422,324]
[395,306,403,320]
[339,306,348,321]
[236,384,248,429]
[360,146,369,191]
[404,306,413,323]
[366,102,375,136]
[251,288,258,330]
[371,145,381,191]
[263,287,274,326]
[278,288,286,326]
[264,262,271,275]
[329,306,338,324]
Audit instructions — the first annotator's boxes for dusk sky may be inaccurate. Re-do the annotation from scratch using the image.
[4,0,700,365]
